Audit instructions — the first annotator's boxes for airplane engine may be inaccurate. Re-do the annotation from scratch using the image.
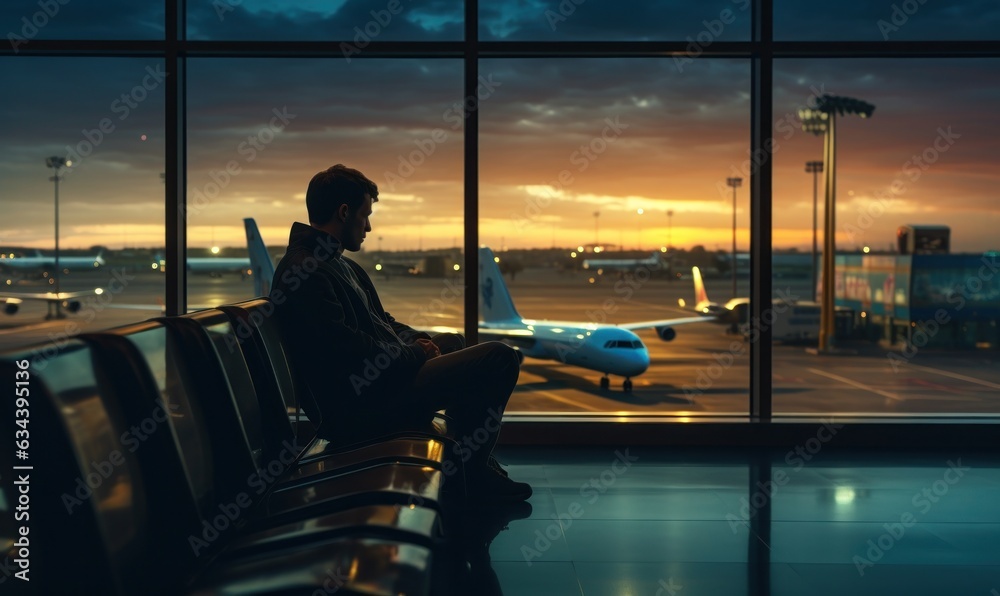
[655,326,676,342]
[65,300,82,313]
[3,302,18,315]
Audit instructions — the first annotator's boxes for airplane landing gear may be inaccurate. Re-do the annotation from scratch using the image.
[623,379,633,393]
[600,376,610,390]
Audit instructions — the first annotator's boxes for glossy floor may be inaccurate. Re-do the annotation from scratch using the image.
[484,447,1000,596]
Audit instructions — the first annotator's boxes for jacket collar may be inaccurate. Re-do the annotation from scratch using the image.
[287,222,343,262]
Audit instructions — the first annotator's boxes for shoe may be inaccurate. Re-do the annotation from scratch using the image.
[488,455,508,478]
[468,463,532,502]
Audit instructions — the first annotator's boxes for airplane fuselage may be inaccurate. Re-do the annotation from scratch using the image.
[0,254,104,272]
[482,319,650,378]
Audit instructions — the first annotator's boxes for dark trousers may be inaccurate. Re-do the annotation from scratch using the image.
[407,341,520,472]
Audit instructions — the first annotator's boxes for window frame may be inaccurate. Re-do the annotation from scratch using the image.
[5,0,999,445]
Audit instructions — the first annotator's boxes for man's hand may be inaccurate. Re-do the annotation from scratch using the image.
[416,338,441,359]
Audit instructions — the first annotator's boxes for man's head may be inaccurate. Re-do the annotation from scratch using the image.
[306,164,379,252]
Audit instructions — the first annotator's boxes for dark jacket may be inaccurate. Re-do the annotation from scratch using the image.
[271,223,430,435]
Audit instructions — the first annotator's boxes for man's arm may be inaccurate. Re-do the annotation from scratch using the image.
[345,258,432,343]
[387,313,432,344]
[278,266,427,391]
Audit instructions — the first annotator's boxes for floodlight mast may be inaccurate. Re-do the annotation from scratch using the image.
[45,156,70,319]
[799,95,875,353]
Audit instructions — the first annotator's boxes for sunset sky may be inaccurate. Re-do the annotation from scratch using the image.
[1,1,998,254]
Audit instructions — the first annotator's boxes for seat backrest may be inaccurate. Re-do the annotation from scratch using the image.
[0,338,199,594]
[220,299,309,448]
[91,319,258,530]
[159,309,304,503]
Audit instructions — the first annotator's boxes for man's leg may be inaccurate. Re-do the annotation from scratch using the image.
[408,341,531,502]
[409,341,519,472]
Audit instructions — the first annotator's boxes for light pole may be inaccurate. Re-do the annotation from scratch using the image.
[800,94,875,352]
[636,208,644,251]
[593,211,600,248]
[45,156,70,319]
[805,160,823,301]
[666,209,674,249]
[726,177,742,298]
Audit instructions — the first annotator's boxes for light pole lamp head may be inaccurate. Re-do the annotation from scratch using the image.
[798,108,830,135]
[726,177,743,189]
[805,160,823,173]
[814,94,875,118]
[46,156,68,169]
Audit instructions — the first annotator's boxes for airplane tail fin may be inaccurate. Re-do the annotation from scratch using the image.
[478,247,522,323]
[692,266,709,308]
[244,218,274,297]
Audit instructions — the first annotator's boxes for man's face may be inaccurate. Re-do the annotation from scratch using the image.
[341,193,373,252]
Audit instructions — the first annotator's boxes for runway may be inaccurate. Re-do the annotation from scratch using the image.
[2,266,998,415]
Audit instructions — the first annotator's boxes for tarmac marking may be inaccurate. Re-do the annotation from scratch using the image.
[0,320,69,336]
[807,368,902,401]
[531,389,604,412]
[898,362,1000,391]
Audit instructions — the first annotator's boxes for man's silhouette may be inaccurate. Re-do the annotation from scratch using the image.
[272,164,530,502]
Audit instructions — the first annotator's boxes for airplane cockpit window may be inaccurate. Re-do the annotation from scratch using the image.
[604,340,643,349]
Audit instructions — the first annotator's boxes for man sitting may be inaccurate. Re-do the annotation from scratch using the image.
[272,164,530,502]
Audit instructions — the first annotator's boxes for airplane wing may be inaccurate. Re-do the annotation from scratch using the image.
[419,324,538,347]
[616,315,714,331]
[0,290,95,302]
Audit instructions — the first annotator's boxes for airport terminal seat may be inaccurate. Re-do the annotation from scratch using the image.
[0,290,497,594]
[0,341,201,594]
[217,300,454,477]
[224,299,459,450]
[220,299,467,497]
[154,310,449,518]
[2,324,442,594]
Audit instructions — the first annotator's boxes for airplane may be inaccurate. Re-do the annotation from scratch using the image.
[582,250,664,272]
[581,250,670,282]
[243,223,711,392]
[679,266,822,342]
[1,220,270,320]
[153,253,253,279]
[679,265,746,324]
[0,289,98,319]
[474,247,715,391]
[0,250,105,279]
[0,250,104,318]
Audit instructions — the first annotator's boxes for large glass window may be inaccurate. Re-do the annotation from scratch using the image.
[3,1,997,423]
[772,58,1000,415]
[774,1,1000,41]
[481,57,751,414]
[0,57,164,350]
[480,0,750,41]
[186,58,464,324]
[0,1,163,40]
[188,0,463,41]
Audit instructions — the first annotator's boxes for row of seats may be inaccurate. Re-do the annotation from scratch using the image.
[1,298,466,595]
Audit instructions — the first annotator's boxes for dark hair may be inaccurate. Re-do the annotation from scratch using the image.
[305,164,379,226]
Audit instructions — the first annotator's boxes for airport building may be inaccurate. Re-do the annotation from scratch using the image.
[2,3,998,595]
[837,252,1000,349]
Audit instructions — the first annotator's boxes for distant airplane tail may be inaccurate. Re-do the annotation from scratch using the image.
[244,218,274,297]
[478,247,522,324]
[692,266,710,309]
